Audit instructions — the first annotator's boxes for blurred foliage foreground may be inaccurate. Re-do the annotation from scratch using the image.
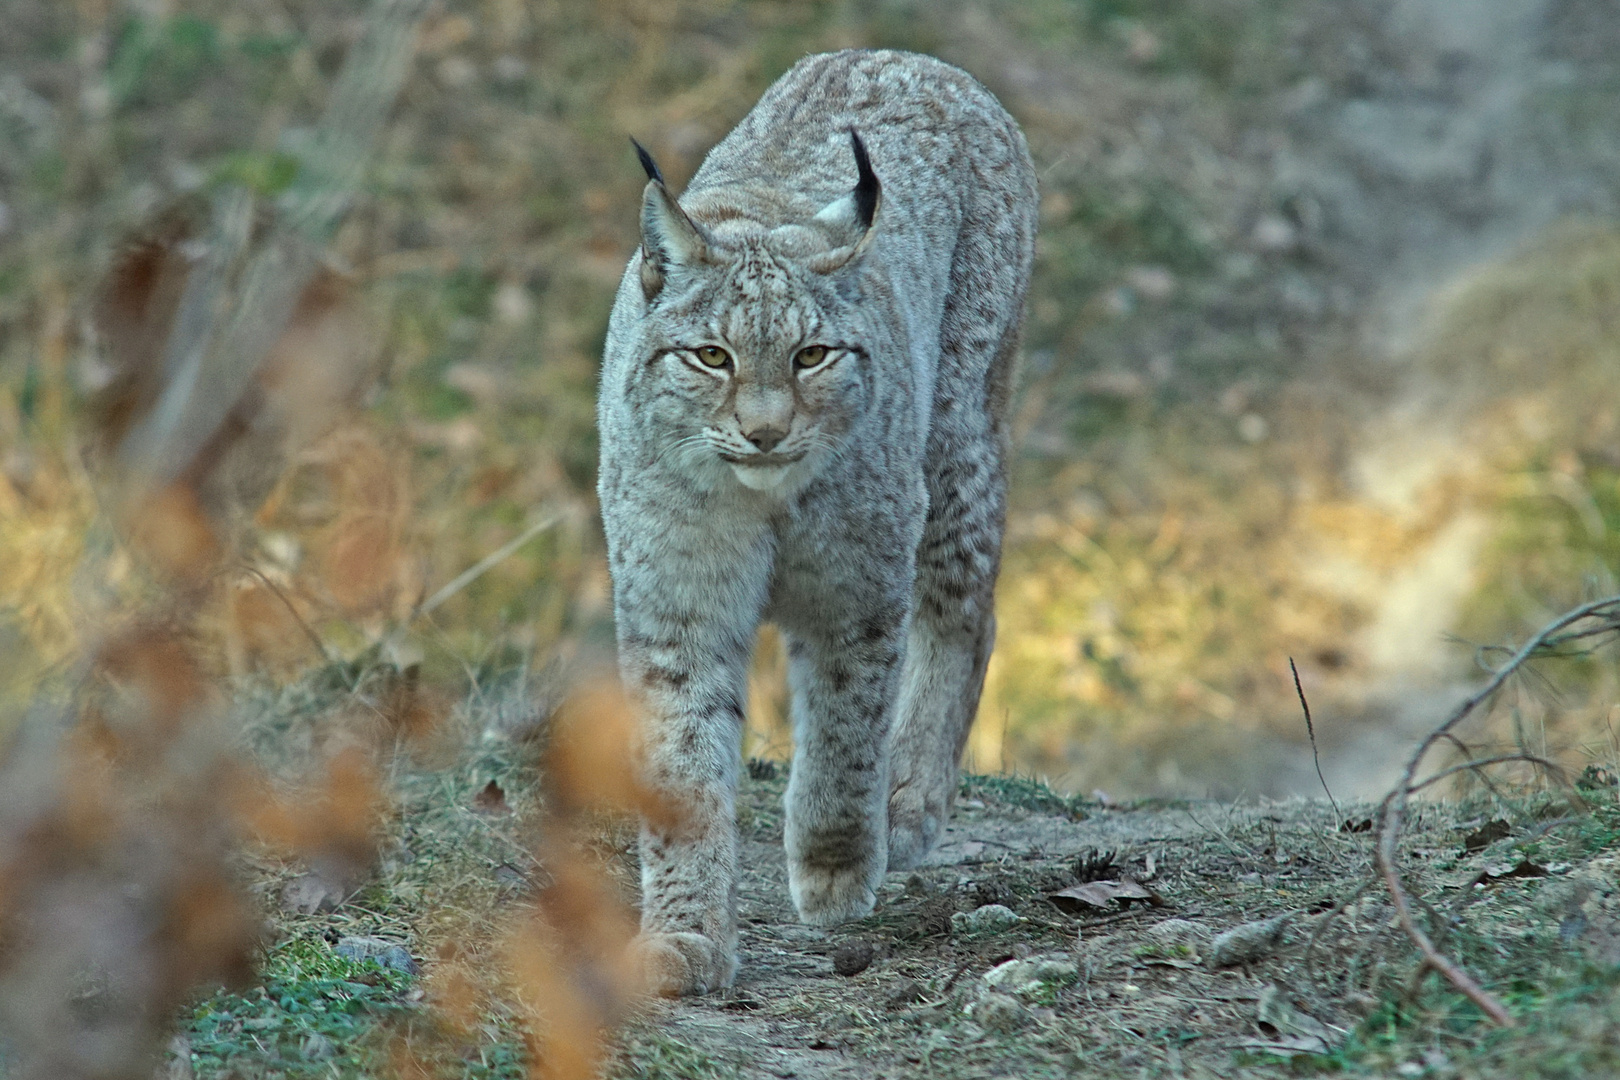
[5,0,1620,811]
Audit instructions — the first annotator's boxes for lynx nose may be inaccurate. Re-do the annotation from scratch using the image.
[743,425,787,453]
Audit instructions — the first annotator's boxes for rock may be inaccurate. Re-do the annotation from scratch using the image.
[162,1034,193,1080]
[886,978,929,1009]
[335,935,420,975]
[279,872,346,915]
[1251,213,1299,254]
[982,955,1078,995]
[974,991,1029,1032]
[1209,914,1291,968]
[493,863,528,894]
[1145,917,1213,963]
[1127,265,1176,301]
[951,903,1023,933]
[299,1032,335,1060]
[832,939,875,977]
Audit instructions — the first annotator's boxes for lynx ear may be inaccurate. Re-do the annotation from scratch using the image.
[809,128,882,273]
[633,138,711,301]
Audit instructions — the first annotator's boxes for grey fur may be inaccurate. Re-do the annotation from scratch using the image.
[597,49,1037,996]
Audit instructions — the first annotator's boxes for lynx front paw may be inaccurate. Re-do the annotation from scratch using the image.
[634,931,737,997]
[887,782,946,871]
[788,861,879,926]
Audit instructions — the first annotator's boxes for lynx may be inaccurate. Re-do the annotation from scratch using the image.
[596,49,1037,996]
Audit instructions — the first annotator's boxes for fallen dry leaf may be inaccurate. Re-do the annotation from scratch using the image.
[1048,878,1162,914]
[1464,819,1512,852]
[473,779,510,814]
[1248,983,1346,1056]
[1480,859,1550,883]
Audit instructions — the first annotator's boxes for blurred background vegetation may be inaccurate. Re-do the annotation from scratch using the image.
[5,0,1620,799]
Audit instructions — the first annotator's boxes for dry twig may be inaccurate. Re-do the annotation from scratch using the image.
[1291,657,1340,823]
[1375,593,1620,1028]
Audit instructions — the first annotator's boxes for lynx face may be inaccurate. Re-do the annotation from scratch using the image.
[627,134,882,496]
[636,250,873,493]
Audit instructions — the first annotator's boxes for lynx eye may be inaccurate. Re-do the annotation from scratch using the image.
[693,346,731,369]
[794,345,829,369]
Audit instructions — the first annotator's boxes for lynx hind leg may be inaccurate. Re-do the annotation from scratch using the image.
[887,346,1016,871]
[780,615,905,927]
[886,581,997,871]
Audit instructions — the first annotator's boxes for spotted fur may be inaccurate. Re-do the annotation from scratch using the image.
[597,49,1037,996]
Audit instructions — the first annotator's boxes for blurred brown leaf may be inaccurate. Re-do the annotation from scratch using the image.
[223,575,322,675]
[238,747,383,890]
[122,483,223,585]
[89,199,377,580]
[87,198,211,459]
[542,683,683,831]
[378,662,452,747]
[94,625,210,740]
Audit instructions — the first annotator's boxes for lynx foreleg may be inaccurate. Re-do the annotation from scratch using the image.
[610,521,770,996]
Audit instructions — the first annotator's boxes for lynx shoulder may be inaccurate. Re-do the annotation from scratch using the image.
[596,49,1036,996]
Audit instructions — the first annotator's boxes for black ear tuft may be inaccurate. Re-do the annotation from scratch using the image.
[630,137,665,185]
[848,128,879,230]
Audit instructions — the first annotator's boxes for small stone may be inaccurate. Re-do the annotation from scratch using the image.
[163,1034,193,1080]
[279,872,346,915]
[832,939,875,977]
[492,54,528,84]
[300,1032,335,1060]
[983,955,1078,995]
[1209,914,1291,968]
[1238,413,1269,443]
[493,281,533,326]
[1145,918,1212,962]
[1126,265,1176,301]
[1251,213,1299,254]
[335,935,421,975]
[435,55,478,88]
[973,991,1029,1032]
[951,903,1023,933]
[886,978,928,1009]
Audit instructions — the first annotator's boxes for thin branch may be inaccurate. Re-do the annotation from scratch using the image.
[1434,732,1507,797]
[1375,593,1620,1029]
[237,564,333,663]
[414,511,565,621]
[1291,657,1340,823]
[1406,753,1565,796]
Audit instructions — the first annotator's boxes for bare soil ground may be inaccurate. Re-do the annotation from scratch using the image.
[617,767,1620,1080]
[193,673,1620,1080]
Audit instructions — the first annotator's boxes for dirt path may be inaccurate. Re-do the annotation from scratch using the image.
[631,775,1337,1079]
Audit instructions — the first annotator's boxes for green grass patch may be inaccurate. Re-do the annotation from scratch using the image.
[960,771,1091,819]
[183,939,418,1078]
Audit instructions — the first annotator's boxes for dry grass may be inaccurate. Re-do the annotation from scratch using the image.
[14,0,1617,799]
